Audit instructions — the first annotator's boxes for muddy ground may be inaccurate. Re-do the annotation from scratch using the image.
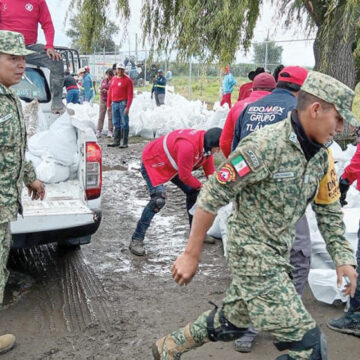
[1,136,359,360]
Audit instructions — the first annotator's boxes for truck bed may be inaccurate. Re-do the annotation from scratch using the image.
[11,180,95,234]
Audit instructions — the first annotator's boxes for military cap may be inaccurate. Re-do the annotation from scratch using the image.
[0,30,35,56]
[301,71,360,127]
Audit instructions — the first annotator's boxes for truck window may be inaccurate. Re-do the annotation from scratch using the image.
[11,67,51,103]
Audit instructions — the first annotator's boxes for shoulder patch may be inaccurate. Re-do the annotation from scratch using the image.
[240,147,262,172]
[230,155,251,177]
[216,163,236,184]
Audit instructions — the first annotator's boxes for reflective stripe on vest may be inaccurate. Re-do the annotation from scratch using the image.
[163,134,178,171]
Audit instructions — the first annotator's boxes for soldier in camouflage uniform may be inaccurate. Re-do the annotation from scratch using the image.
[152,71,359,360]
[0,30,45,354]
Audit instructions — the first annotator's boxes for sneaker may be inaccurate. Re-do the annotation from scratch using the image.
[0,334,15,354]
[129,239,146,256]
[107,130,113,138]
[327,312,360,336]
[96,130,102,138]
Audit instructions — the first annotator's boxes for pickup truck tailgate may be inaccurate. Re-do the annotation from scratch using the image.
[11,180,95,234]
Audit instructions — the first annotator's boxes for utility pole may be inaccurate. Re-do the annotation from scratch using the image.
[264,29,269,71]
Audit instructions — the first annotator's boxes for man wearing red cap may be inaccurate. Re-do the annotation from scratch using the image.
[220,72,276,158]
[231,66,310,353]
[232,66,309,147]
[0,0,65,114]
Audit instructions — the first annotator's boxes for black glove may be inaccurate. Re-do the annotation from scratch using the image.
[339,177,350,206]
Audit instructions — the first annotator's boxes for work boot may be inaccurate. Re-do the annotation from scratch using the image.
[152,323,198,360]
[327,312,360,336]
[107,128,121,147]
[234,337,254,353]
[0,334,15,354]
[119,129,129,148]
[129,238,145,256]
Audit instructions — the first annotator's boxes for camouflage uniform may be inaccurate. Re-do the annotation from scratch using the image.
[154,72,359,360]
[0,31,37,304]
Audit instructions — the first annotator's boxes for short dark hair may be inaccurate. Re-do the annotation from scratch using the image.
[64,70,70,76]
[276,81,301,92]
[297,90,334,112]
[106,68,114,76]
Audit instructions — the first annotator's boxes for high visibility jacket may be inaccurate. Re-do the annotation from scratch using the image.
[152,76,167,95]
[142,129,215,188]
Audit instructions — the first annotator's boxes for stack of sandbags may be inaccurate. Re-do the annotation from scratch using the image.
[129,91,228,138]
[27,112,78,183]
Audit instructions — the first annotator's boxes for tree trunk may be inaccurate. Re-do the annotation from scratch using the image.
[313,12,357,90]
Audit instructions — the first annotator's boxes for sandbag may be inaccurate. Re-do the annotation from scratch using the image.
[36,159,70,183]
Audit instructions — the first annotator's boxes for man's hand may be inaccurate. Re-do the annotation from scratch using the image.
[336,265,358,297]
[339,176,350,206]
[46,48,62,61]
[124,108,129,116]
[171,251,199,286]
[26,179,45,201]
[107,107,111,111]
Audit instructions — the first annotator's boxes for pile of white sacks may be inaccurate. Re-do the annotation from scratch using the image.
[23,100,99,184]
[207,141,360,305]
[128,90,229,137]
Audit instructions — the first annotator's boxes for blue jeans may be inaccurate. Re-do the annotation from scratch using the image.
[112,100,129,131]
[132,163,199,241]
[66,89,80,104]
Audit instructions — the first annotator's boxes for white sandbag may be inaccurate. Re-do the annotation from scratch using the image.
[308,269,348,304]
[28,112,77,166]
[25,151,42,168]
[36,159,70,183]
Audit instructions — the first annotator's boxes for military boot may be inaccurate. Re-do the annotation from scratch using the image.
[119,129,129,148]
[107,128,121,147]
[129,238,145,256]
[152,323,198,360]
[327,311,360,336]
[0,334,15,354]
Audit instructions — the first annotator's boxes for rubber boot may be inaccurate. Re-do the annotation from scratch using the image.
[152,323,200,360]
[119,129,129,148]
[0,334,15,354]
[107,128,121,147]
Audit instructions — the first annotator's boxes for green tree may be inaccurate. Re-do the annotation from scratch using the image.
[66,14,119,53]
[68,0,360,88]
[253,40,283,69]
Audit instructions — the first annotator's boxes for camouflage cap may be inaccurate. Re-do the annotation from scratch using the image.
[301,71,360,127]
[0,30,35,56]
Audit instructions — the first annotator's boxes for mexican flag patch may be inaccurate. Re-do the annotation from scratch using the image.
[231,155,251,177]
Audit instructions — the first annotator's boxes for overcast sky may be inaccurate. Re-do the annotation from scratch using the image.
[39,0,315,67]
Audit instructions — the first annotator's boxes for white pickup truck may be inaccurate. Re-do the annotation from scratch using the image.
[10,52,102,249]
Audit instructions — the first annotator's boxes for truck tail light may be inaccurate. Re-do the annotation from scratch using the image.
[85,142,102,200]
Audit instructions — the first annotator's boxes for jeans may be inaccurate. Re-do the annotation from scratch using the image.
[26,44,64,109]
[112,100,129,131]
[132,163,199,241]
[66,89,80,104]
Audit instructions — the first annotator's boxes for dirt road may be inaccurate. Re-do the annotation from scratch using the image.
[1,137,359,359]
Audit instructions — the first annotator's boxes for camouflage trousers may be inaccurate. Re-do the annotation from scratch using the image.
[0,222,11,305]
[158,271,316,360]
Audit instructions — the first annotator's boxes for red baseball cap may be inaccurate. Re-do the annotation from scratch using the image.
[253,73,276,90]
[278,66,308,86]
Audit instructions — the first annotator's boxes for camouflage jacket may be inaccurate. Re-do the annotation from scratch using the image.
[198,114,356,276]
[0,83,36,223]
